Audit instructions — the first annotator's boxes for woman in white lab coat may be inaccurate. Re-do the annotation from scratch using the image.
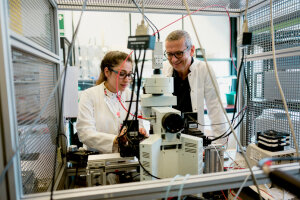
[76,51,147,154]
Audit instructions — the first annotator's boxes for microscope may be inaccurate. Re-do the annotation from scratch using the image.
[139,42,203,180]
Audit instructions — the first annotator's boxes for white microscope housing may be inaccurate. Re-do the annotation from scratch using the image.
[139,42,203,180]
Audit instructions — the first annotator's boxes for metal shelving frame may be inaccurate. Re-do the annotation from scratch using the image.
[1,0,66,198]
[55,0,266,16]
[241,0,300,148]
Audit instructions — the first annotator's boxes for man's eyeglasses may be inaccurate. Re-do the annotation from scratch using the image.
[164,47,190,59]
[109,69,134,79]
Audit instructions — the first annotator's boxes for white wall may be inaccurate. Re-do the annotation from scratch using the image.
[60,11,232,96]
[61,11,130,52]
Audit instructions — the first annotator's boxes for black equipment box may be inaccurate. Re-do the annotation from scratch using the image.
[127,35,155,50]
[257,130,290,151]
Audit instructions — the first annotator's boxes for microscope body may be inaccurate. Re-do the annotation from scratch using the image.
[140,69,203,180]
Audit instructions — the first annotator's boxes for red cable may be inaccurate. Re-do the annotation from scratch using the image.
[155,4,237,71]
[221,190,228,200]
[230,189,242,200]
[224,167,245,170]
[260,189,273,198]
[116,4,237,118]
[115,51,146,119]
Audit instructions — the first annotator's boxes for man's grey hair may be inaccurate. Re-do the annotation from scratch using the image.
[165,30,192,48]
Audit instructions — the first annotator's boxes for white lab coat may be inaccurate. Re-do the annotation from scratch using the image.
[163,59,227,138]
[76,82,143,153]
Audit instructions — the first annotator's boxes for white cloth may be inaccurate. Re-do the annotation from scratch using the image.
[163,59,227,140]
[76,82,143,153]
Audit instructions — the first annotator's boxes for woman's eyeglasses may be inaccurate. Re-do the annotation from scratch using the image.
[109,69,134,79]
[164,47,190,59]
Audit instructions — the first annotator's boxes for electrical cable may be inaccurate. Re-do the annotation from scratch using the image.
[135,49,146,119]
[182,2,262,199]
[116,4,238,117]
[118,48,142,137]
[132,50,140,119]
[212,106,247,141]
[211,144,224,170]
[187,106,245,127]
[177,174,190,200]
[231,49,245,124]
[185,104,247,144]
[224,151,243,169]
[269,0,299,157]
[154,4,237,71]
[242,50,250,97]
[0,0,88,187]
[118,49,150,165]
[233,174,250,200]
[263,184,274,199]
[230,188,243,200]
[118,50,140,145]
[210,106,247,141]
[137,159,160,179]
[258,157,300,198]
[133,50,140,119]
[186,47,247,142]
[221,190,228,200]
[121,131,157,180]
[165,175,180,200]
[115,51,137,118]
[133,49,141,81]
[187,106,246,144]
[118,48,146,149]
[131,0,160,41]
[115,51,148,120]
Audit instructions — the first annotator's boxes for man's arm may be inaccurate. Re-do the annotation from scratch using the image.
[203,65,228,143]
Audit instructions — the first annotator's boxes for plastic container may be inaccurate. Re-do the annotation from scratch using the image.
[226,91,236,105]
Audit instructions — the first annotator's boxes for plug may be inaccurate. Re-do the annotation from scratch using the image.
[127,19,155,50]
[237,19,252,47]
[135,20,149,36]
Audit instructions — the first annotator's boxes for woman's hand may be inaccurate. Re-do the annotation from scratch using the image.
[114,127,127,144]
[139,127,149,137]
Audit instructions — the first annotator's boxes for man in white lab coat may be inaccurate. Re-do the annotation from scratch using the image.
[163,30,227,141]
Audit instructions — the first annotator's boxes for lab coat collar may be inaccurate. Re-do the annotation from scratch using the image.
[189,57,198,72]
[103,82,122,99]
[166,56,197,77]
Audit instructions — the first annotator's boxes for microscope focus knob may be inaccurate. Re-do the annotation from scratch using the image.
[162,113,184,133]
